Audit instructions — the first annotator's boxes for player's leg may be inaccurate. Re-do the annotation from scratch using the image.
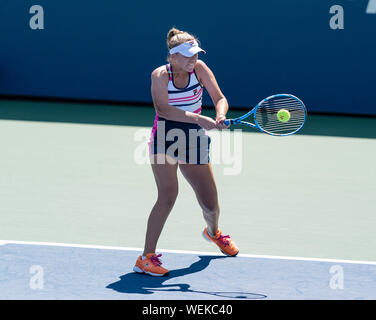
[178,162,219,236]
[134,154,178,276]
[143,154,179,255]
[178,162,239,256]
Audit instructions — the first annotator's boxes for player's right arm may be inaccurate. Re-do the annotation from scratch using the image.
[150,67,217,130]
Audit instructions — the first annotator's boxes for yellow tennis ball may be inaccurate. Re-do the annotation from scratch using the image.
[277,109,290,123]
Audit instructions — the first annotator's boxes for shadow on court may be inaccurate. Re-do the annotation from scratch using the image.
[106,255,267,299]
[0,98,375,139]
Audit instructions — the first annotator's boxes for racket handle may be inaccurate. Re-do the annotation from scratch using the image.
[224,119,231,126]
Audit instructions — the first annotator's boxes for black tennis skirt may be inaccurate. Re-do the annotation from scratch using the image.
[148,116,211,165]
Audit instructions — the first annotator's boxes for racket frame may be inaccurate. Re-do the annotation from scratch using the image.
[224,94,307,136]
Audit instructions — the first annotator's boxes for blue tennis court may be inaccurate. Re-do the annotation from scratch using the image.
[1,0,376,305]
[1,241,376,300]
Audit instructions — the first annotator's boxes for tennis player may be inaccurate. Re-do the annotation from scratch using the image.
[133,27,239,276]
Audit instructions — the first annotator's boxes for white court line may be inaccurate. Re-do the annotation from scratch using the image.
[1,239,376,265]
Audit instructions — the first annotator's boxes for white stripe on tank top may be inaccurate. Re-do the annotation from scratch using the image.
[166,64,203,114]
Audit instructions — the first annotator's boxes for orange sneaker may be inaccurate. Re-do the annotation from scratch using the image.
[203,228,239,257]
[133,253,170,276]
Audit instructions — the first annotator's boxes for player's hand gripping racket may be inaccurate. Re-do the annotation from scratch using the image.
[224,94,307,136]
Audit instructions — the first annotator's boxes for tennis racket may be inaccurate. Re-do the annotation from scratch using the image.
[224,94,307,136]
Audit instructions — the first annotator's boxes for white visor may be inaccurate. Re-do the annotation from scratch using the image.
[169,40,206,57]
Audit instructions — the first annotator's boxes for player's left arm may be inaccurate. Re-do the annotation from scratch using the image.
[195,60,229,129]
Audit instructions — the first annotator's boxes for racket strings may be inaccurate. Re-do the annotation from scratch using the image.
[255,97,306,135]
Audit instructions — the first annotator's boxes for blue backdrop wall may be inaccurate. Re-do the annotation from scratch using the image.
[0,0,375,115]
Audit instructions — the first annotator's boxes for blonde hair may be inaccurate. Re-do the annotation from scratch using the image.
[166,27,198,62]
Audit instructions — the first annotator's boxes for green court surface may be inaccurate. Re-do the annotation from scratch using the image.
[1,98,375,262]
